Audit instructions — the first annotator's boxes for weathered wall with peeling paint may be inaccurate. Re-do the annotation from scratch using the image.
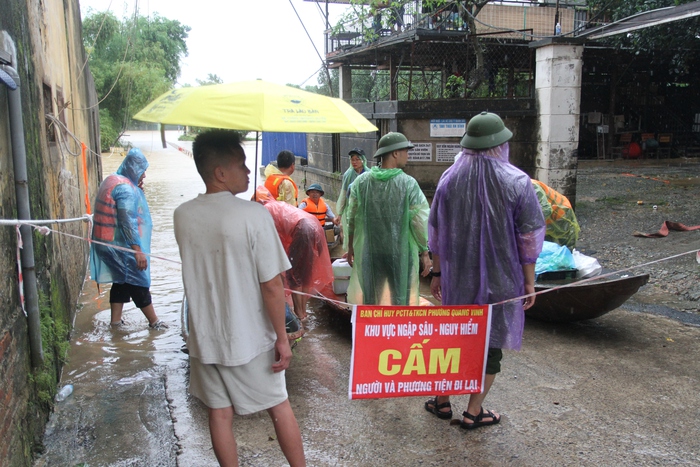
[0,0,100,465]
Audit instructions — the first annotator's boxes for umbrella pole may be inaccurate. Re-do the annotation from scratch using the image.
[254,131,259,201]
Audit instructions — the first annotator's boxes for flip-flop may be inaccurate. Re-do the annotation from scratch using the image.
[424,397,453,420]
[460,407,501,430]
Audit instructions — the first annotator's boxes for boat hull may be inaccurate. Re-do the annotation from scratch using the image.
[526,273,649,322]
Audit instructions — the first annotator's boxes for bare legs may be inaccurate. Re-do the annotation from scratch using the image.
[291,288,310,321]
[209,406,238,466]
[110,302,159,326]
[267,400,306,466]
[208,400,305,467]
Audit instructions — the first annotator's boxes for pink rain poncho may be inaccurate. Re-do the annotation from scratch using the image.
[429,144,545,350]
[345,167,430,305]
[90,148,152,287]
[255,187,333,294]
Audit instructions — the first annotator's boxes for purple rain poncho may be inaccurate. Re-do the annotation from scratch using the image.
[90,148,152,287]
[429,143,545,350]
[345,167,429,306]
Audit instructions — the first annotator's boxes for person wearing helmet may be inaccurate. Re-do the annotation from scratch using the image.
[345,132,431,306]
[298,183,340,227]
[336,147,369,221]
[425,112,545,430]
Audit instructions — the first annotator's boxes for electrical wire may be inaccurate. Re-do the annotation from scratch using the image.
[287,0,334,96]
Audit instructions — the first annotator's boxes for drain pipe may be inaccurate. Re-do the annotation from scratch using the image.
[1,59,45,367]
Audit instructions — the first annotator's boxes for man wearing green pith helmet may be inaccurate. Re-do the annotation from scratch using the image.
[344,132,432,306]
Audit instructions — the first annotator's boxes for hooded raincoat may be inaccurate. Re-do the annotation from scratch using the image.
[336,154,369,217]
[255,186,333,294]
[429,144,545,350]
[90,148,152,287]
[345,167,429,306]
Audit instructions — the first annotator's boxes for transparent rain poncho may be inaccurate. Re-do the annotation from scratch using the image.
[90,148,152,287]
[531,180,580,250]
[336,153,369,217]
[255,186,333,294]
[345,167,429,305]
[429,143,545,350]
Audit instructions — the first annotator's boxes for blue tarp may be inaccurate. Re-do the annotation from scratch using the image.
[261,132,307,166]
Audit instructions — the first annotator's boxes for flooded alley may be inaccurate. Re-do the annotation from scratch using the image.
[36,132,700,467]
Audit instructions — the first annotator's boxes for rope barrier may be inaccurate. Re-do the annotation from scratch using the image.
[2,215,698,311]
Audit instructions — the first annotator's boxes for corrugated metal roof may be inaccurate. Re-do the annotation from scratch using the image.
[579,2,700,40]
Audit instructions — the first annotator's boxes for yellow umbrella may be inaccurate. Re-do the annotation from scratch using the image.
[133,79,377,133]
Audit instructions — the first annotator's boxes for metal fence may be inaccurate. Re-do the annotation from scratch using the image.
[340,35,534,103]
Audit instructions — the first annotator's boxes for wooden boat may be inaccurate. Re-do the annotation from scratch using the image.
[316,259,649,323]
[526,272,650,322]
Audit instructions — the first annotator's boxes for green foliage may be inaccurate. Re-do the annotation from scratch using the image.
[28,292,71,407]
[195,73,223,86]
[586,0,700,78]
[83,10,190,145]
[445,74,465,98]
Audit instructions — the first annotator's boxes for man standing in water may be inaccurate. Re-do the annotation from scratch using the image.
[174,130,305,466]
[424,112,544,429]
[90,148,167,330]
[345,132,431,305]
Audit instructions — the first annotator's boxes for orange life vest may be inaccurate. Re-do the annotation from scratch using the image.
[93,174,132,242]
[301,197,328,225]
[532,180,572,224]
[264,174,298,203]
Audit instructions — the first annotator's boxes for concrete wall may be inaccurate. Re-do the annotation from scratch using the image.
[0,1,100,465]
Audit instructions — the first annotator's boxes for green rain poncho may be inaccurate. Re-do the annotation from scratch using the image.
[345,167,429,305]
[336,155,369,217]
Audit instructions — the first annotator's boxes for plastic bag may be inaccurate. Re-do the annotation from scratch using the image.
[572,249,602,278]
[535,241,577,275]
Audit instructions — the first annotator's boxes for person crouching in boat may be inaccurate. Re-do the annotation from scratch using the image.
[299,183,340,238]
[531,179,580,250]
[255,186,333,325]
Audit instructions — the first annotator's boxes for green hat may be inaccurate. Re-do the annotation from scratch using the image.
[306,183,324,196]
[460,112,513,149]
[374,132,414,159]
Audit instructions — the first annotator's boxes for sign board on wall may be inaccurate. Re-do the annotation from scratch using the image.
[436,143,462,163]
[430,119,466,137]
[349,304,492,400]
[408,143,432,162]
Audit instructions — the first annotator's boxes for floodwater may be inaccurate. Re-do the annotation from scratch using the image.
[36,132,700,466]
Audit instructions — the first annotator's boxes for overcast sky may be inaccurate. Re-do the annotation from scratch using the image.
[78,0,347,88]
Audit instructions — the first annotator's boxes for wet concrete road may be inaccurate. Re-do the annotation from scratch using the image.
[36,133,700,466]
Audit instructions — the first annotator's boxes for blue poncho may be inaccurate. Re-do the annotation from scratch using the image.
[90,148,152,287]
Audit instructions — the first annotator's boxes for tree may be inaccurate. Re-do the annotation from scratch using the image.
[586,0,700,79]
[83,10,190,150]
[196,74,223,86]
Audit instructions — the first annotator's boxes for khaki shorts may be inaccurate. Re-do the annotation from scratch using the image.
[189,349,288,415]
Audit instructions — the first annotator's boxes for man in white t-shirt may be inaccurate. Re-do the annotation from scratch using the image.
[174,130,305,466]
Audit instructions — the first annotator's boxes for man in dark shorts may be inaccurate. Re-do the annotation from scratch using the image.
[425,112,544,429]
[90,148,167,330]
